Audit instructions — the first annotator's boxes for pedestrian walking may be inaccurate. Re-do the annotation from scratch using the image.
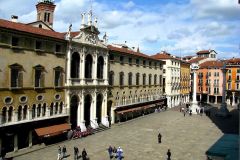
[62,145,67,158]
[158,132,162,143]
[167,149,171,160]
[183,110,186,117]
[200,108,203,116]
[117,147,123,160]
[189,109,192,116]
[107,145,113,159]
[113,146,117,158]
[82,148,88,160]
[57,146,62,160]
[74,146,79,160]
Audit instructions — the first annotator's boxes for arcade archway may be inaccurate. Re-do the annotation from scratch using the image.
[96,94,103,123]
[70,95,78,129]
[84,95,91,127]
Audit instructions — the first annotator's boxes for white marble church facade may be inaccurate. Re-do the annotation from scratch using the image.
[65,12,109,131]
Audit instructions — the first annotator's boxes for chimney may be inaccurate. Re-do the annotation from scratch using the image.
[11,15,18,22]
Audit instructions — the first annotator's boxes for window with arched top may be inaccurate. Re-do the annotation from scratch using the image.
[2,107,7,124]
[128,72,132,86]
[8,106,13,122]
[142,74,146,85]
[149,74,152,85]
[154,74,157,85]
[59,102,63,114]
[37,104,41,117]
[32,104,36,119]
[97,56,104,79]
[71,52,80,78]
[119,72,124,86]
[136,73,140,85]
[23,105,28,120]
[18,105,22,121]
[42,103,46,116]
[85,54,93,78]
[55,102,59,114]
[50,103,54,116]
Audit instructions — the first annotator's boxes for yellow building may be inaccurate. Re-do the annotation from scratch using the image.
[226,58,240,106]
[180,60,191,104]
[0,0,67,154]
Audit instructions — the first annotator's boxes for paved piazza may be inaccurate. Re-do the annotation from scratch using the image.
[15,108,225,160]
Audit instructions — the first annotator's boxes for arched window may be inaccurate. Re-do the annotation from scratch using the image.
[59,102,63,114]
[2,107,7,123]
[50,103,54,116]
[149,74,152,85]
[142,74,146,85]
[8,106,13,122]
[18,105,22,121]
[23,105,28,120]
[154,74,157,85]
[37,104,41,117]
[32,104,36,119]
[42,103,46,116]
[85,54,93,78]
[71,52,80,78]
[128,72,132,86]
[136,73,140,85]
[119,72,124,86]
[109,71,114,86]
[97,56,104,79]
[55,102,59,114]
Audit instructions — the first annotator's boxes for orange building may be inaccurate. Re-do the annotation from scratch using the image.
[225,58,240,106]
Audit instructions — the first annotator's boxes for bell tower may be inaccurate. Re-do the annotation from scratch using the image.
[36,0,56,28]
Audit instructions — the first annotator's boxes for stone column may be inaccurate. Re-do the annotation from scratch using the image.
[14,134,18,152]
[200,94,202,102]
[190,69,200,114]
[66,43,71,85]
[217,63,229,117]
[79,93,86,131]
[232,92,236,106]
[77,101,81,127]
[28,131,32,148]
[91,92,98,129]
[104,55,109,85]
[215,96,218,104]
[80,54,85,85]
[93,54,98,85]
[102,91,109,127]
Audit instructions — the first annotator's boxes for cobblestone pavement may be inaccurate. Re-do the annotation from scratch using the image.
[14,106,232,160]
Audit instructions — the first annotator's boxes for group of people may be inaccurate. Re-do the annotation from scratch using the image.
[107,146,123,160]
[180,107,192,116]
[57,145,89,160]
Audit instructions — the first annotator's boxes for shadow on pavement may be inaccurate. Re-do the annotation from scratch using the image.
[204,105,239,134]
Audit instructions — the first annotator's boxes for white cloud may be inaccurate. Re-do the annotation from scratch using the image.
[123,1,135,9]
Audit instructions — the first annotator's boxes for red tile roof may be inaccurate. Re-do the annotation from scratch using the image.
[188,57,206,63]
[225,58,240,64]
[199,60,223,68]
[108,45,160,61]
[151,52,180,61]
[197,50,211,54]
[0,19,65,40]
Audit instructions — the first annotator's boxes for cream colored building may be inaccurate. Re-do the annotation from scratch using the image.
[0,0,67,154]
[65,11,109,131]
[152,52,181,108]
[108,44,166,123]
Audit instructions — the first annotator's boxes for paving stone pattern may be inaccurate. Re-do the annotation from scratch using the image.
[15,108,224,160]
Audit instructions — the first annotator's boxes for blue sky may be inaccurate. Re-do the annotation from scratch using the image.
[0,0,239,58]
